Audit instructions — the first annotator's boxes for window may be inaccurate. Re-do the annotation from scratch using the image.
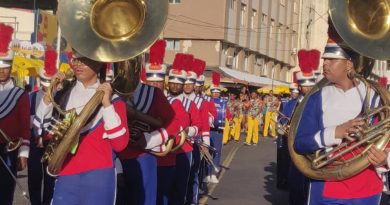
[270,19,275,37]
[277,23,283,42]
[169,0,181,4]
[241,3,247,27]
[262,13,267,25]
[230,0,236,9]
[166,39,180,51]
[244,55,248,71]
[251,9,257,29]
[293,1,298,13]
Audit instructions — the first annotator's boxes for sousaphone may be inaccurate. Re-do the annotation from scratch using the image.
[43,0,170,175]
[288,0,390,180]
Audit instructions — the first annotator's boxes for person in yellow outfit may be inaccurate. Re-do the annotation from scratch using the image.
[263,90,278,138]
[245,90,263,145]
[223,90,241,144]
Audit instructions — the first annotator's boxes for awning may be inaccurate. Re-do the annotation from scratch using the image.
[217,67,289,87]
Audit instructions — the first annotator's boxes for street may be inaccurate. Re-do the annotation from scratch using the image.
[13,137,390,205]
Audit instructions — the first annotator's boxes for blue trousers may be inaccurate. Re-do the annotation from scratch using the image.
[0,144,17,205]
[28,141,55,205]
[187,145,201,204]
[171,152,192,205]
[121,153,157,205]
[51,168,116,205]
[308,181,381,205]
[157,166,175,205]
[288,163,309,205]
[210,130,223,174]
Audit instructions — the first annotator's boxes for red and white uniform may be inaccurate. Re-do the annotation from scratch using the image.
[185,92,210,145]
[170,94,201,154]
[157,96,190,166]
[0,80,30,157]
[118,83,181,160]
[34,81,129,175]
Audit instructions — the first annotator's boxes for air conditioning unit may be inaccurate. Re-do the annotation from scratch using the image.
[226,56,234,66]
[256,58,265,66]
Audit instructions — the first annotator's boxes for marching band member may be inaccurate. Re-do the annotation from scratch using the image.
[0,23,30,205]
[34,51,129,205]
[194,60,217,136]
[284,72,316,205]
[208,72,231,183]
[294,27,388,205]
[28,50,57,205]
[144,40,190,205]
[167,54,202,205]
[117,55,181,205]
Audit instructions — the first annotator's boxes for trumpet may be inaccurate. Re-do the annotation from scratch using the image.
[0,128,22,152]
[273,110,291,135]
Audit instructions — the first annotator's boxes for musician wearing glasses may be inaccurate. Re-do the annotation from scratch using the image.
[0,23,30,205]
[293,27,388,204]
[35,51,129,205]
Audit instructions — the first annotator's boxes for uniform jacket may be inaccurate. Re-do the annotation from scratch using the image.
[294,82,385,199]
[0,80,30,157]
[34,80,129,175]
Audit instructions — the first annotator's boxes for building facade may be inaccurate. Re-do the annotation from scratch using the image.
[163,0,301,85]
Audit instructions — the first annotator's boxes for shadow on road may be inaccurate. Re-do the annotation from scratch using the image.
[263,162,289,205]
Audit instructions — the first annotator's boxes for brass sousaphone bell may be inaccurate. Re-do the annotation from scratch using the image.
[43,0,171,175]
[288,0,390,180]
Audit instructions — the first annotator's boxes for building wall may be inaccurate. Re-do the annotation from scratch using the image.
[164,0,301,83]
[0,7,34,41]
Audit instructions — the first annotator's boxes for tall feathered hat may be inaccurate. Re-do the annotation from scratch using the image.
[193,58,206,86]
[0,23,14,68]
[210,72,222,93]
[183,54,196,84]
[105,63,114,82]
[40,50,57,87]
[168,53,187,84]
[322,17,358,60]
[145,39,167,82]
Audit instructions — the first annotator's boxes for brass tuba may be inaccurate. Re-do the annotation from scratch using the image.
[42,0,169,175]
[288,0,390,181]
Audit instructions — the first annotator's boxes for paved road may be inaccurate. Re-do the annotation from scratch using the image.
[12,136,390,205]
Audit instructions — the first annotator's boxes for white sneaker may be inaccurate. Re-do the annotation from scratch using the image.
[203,176,210,183]
[209,175,219,184]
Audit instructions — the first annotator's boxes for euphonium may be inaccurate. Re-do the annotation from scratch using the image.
[42,0,169,175]
[0,129,22,152]
[288,0,390,180]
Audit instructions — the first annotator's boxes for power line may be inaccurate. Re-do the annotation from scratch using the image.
[167,10,327,32]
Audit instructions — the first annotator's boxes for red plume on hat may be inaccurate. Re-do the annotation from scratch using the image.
[192,58,206,77]
[327,17,344,44]
[149,39,166,66]
[44,50,57,77]
[182,54,194,72]
[298,49,321,76]
[172,53,184,70]
[0,23,14,55]
[212,72,220,86]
